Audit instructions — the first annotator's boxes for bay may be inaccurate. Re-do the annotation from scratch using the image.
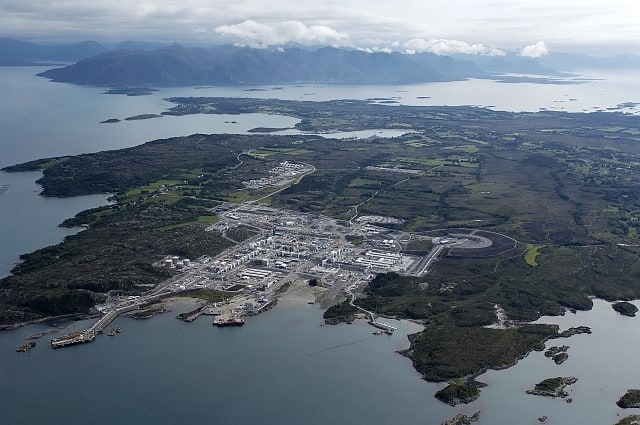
[0,300,451,425]
[0,170,109,277]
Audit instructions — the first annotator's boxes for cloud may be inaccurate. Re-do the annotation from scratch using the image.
[520,41,549,57]
[357,46,392,54]
[403,38,505,56]
[214,20,349,48]
[1,1,639,55]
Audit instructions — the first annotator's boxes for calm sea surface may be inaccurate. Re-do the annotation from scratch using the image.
[1,66,640,424]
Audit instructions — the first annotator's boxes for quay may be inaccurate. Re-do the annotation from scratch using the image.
[51,305,138,348]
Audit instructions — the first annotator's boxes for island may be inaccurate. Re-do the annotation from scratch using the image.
[617,390,640,408]
[440,412,480,425]
[613,301,638,317]
[103,88,159,96]
[544,345,570,364]
[2,98,640,403]
[616,415,640,425]
[124,113,163,121]
[526,377,578,398]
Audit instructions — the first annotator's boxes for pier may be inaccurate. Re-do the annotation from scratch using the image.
[348,291,397,334]
[51,305,138,348]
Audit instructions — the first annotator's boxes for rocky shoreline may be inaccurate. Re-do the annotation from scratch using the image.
[552,326,592,338]
[440,411,480,425]
[434,383,482,406]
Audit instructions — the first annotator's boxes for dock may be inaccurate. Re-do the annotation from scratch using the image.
[51,305,137,348]
[347,291,397,334]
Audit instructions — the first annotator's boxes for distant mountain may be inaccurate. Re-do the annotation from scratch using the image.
[455,53,563,76]
[115,40,173,51]
[457,51,640,75]
[538,53,640,71]
[4,37,636,83]
[0,38,107,65]
[37,45,487,86]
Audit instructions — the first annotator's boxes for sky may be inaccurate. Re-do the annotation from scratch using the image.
[2,0,639,55]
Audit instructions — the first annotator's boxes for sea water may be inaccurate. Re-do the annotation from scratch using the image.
[0,301,452,425]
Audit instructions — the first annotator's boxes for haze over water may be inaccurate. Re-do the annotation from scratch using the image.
[1,66,640,424]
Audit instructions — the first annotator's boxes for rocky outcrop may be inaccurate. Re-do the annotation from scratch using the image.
[617,389,640,408]
[544,345,570,364]
[434,384,480,406]
[554,326,591,338]
[613,302,638,317]
[440,411,480,425]
[526,377,578,398]
[615,414,640,425]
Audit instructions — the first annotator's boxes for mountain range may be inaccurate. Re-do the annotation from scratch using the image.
[0,38,107,65]
[2,38,638,87]
[35,45,487,86]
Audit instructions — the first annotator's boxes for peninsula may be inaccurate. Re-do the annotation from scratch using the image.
[2,98,640,402]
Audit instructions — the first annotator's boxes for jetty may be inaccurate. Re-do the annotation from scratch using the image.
[348,291,397,334]
[51,305,137,348]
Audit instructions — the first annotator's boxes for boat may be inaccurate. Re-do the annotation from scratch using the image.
[213,313,245,327]
[16,341,36,352]
[369,320,397,334]
[107,328,116,336]
[50,331,94,348]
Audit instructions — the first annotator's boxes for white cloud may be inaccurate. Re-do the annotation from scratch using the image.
[520,41,549,57]
[1,1,639,55]
[214,19,349,48]
[358,46,392,54]
[403,39,505,56]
